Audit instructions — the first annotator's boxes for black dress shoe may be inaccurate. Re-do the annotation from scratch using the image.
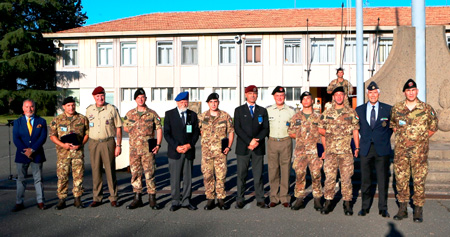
[358,209,370,216]
[169,204,180,212]
[379,210,390,218]
[183,204,198,211]
[235,201,245,209]
[12,203,25,212]
[256,201,269,209]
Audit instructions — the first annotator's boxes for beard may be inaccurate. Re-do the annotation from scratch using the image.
[179,107,187,112]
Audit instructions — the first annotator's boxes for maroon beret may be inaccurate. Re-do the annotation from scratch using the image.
[245,85,258,93]
[92,86,105,95]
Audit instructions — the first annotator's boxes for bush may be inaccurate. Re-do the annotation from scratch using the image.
[0,89,60,116]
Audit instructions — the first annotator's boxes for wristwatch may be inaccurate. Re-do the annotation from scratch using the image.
[116,145,122,147]
[156,144,161,147]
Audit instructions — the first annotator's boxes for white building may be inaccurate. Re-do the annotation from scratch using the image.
[44,7,450,116]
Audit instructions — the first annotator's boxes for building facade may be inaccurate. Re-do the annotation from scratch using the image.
[44,7,450,116]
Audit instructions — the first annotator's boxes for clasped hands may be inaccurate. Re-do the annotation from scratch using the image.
[248,138,259,150]
[176,144,191,154]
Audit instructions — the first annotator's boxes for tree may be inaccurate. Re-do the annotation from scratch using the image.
[0,0,87,90]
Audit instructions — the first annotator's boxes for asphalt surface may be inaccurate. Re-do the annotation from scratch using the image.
[1,125,449,236]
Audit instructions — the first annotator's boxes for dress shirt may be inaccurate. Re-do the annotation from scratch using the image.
[366,101,379,125]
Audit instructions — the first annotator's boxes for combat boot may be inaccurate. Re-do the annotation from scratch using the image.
[218,199,229,210]
[74,197,83,209]
[149,194,160,210]
[413,206,423,223]
[126,193,143,209]
[55,199,66,210]
[321,200,332,215]
[204,199,215,210]
[393,202,408,220]
[314,198,323,211]
[343,201,353,216]
[290,198,304,211]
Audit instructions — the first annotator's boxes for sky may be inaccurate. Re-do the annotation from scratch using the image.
[83,0,449,26]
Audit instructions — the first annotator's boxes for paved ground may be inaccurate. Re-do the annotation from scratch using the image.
[1,125,449,236]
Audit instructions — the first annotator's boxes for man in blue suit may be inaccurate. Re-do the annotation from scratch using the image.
[12,99,48,212]
[355,82,393,218]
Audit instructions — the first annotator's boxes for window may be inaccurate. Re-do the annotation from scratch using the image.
[285,87,302,101]
[284,39,301,64]
[157,41,173,65]
[311,38,335,63]
[377,38,393,64]
[98,43,113,66]
[343,38,368,63]
[121,88,138,101]
[63,44,78,66]
[121,42,137,66]
[213,88,236,101]
[219,40,236,64]
[181,41,198,65]
[245,40,261,64]
[182,88,204,101]
[151,88,173,101]
[258,87,269,101]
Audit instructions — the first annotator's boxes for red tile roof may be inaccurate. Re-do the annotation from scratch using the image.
[58,7,450,34]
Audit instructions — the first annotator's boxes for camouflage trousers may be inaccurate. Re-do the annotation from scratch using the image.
[130,150,156,194]
[293,154,323,198]
[201,151,227,200]
[56,156,84,199]
[323,153,354,201]
[394,148,428,207]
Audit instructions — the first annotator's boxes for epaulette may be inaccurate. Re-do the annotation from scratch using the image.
[288,105,296,110]
[265,104,274,109]
[86,104,94,109]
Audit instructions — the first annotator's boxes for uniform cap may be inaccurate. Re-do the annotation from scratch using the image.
[245,85,258,93]
[300,91,312,102]
[366,81,379,91]
[175,91,189,101]
[403,79,417,91]
[62,96,76,105]
[206,92,219,102]
[271,86,285,95]
[134,88,146,100]
[332,86,345,95]
[92,86,105,95]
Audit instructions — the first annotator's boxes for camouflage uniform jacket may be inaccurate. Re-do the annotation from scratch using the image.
[288,111,321,155]
[327,78,354,95]
[124,106,162,149]
[198,110,234,152]
[49,112,89,159]
[390,99,438,149]
[319,105,360,154]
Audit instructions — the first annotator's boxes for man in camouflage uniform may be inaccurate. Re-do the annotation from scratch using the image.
[319,87,360,216]
[198,93,234,210]
[124,88,162,210]
[390,79,438,223]
[326,68,354,109]
[288,91,324,211]
[49,97,89,210]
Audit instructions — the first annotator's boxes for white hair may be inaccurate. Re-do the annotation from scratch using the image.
[366,89,381,94]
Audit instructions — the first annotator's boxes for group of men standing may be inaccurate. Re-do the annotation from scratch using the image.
[11,73,438,223]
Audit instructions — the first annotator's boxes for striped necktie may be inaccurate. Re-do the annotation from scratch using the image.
[27,117,32,135]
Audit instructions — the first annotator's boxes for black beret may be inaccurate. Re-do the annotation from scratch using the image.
[62,96,76,105]
[300,91,312,102]
[403,79,417,92]
[332,86,345,95]
[367,81,379,91]
[272,86,285,95]
[134,88,146,100]
[206,92,219,102]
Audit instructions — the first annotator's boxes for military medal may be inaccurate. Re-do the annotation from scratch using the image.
[382,121,386,127]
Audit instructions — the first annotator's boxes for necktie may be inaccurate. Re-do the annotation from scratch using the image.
[27,117,32,135]
[181,112,186,126]
[249,105,254,118]
[370,106,376,129]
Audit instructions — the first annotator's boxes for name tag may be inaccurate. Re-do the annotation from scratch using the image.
[61,126,68,132]
[186,125,192,133]
[89,122,94,127]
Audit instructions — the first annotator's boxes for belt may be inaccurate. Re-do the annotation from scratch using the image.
[91,137,114,143]
[269,136,290,142]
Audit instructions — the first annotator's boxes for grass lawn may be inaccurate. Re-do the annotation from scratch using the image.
[0,115,54,125]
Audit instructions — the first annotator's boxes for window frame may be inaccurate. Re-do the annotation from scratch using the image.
[182,87,204,101]
[181,41,198,65]
[377,37,393,64]
[284,87,302,101]
[151,88,174,102]
[284,39,302,64]
[97,42,113,67]
[213,87,237,101]
[219,40,236,65]
[157,41,173,66]
[310,38,335,64]
[245,39,262,64]
[120,42,137,66]
[63,43,78,67]
[343,37,369,64]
